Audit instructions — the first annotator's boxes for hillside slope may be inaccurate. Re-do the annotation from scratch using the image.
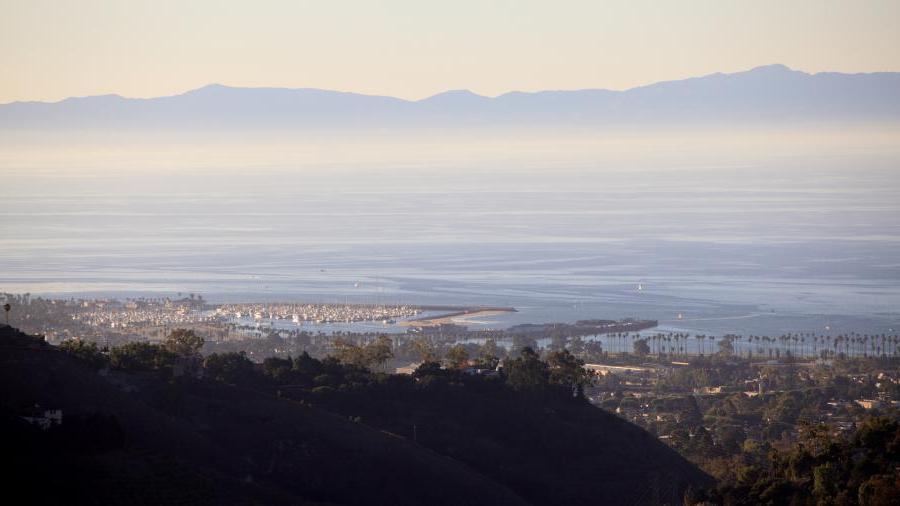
[0,326,526,506]
[1,325,711,505]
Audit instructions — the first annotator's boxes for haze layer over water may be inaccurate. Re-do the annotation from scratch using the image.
[2,130,899,336]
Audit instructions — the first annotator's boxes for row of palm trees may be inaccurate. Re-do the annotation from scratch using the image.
[592,331,900,359]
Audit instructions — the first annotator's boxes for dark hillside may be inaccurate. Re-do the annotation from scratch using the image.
[281,367,711,505]
[1,325,711,505]
[0,326,525,505]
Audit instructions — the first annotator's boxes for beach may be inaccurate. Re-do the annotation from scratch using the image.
[400,307,517,327]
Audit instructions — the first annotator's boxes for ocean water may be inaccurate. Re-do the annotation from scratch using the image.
[2,136,899,337]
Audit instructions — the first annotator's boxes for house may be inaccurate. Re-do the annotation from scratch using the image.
[395,362,421,375]
[462,367,500,377]
[855,399,882,410]
[693,386,724,395]
[22,409,63,430]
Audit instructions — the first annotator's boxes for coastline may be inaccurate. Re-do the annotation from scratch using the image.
[401,307,517,327]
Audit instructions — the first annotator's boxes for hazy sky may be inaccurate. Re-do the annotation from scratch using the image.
[2,0,899,103]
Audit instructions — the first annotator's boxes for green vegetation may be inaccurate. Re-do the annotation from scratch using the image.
[698,417,900,505]
[444,344,470,369]
[332,334,394,371]
[163,328,205,356]
[202,351,258,384]
[504,346,550,392]
[109,342,176,372]
[633,338,651,356]
[58,339,107,370]
[62,329,206,376]
[587,351,900,504]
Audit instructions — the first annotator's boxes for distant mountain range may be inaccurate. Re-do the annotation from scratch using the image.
[2,64,899,131]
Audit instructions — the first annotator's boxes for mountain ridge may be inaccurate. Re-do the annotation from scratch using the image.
[2,64,899,130]
[4,64,894,105]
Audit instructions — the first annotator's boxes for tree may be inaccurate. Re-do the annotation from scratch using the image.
[510,335,538,357]
[410,337,439,363]
[165,328,205,357]
[812,462,838,499]
[204,352,258,384]
[858,474,900,506]
[549,334,567,351]
[333,335,393,371]
[413,361,443,379]
[718,337,735,357]
[546,349,593,397]
[293,351,324,377]
[445,345,470,369]
[109,342,176,372]
[263,356,294,381]
[365,335,394,372]
[476,339,502,369]
[504,347,549,392]
[333,338,368,367]
[59,339,108,370]
[712,417,900,505]
[633,338,650,357]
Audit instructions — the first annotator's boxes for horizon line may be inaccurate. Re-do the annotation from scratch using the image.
[5,63,900,107]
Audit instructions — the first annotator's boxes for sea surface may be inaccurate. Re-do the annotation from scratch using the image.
[2,136,899,337]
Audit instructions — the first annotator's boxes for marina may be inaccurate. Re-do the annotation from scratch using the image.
[4,293,899,359]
